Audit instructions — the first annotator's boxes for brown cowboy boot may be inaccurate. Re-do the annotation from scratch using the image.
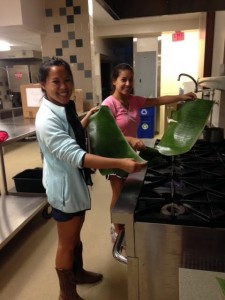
[56,268,84,300]
[73,241,103,284]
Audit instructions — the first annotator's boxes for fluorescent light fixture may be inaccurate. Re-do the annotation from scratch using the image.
[133,37,137,42]
[0,41,11,51]
[88,0,93,16]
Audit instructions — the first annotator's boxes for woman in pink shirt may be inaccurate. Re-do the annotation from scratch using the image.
[102,63,196,241]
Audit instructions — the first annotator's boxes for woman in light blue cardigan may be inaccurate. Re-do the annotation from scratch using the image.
[35,57,146,300]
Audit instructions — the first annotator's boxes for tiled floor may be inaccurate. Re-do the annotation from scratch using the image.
[0,140,128,300]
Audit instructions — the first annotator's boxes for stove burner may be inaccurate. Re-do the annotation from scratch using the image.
[134,140,225,227]
[161,203,186,216]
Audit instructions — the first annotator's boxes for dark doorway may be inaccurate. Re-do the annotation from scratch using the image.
[101,57,112,100]
[100,37,133,101]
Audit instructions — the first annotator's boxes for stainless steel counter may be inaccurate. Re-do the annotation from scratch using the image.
[0,116,47,249]
[0,116,37,194]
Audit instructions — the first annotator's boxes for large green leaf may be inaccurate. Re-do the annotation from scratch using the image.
[139,146,160,161]
[216,277,225,296]
[87,105,146,176]
[156,99,214,156]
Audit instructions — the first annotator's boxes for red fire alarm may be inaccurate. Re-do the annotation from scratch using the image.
[172,31,184,42]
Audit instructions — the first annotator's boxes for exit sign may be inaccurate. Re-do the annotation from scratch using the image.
[172,31,184,42]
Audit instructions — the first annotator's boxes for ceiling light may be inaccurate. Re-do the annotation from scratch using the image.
[0,41,11,51]
[88,0,93,16]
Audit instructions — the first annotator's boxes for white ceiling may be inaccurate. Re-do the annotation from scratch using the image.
[0,0,111,52]
[0,0,200,53]
[0,26,42,52]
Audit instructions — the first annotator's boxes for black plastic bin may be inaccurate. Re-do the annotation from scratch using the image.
[13,168,46,193]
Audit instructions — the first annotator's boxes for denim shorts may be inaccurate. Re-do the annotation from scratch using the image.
[106,173,127,180]
[51,207,86,222]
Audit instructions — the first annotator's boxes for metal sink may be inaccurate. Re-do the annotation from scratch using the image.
[198,76,225,91]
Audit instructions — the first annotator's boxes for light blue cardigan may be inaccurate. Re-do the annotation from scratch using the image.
[35,98,91,213]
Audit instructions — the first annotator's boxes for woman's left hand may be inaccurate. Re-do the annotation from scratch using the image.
[88,106,99,116]
[81,106,99,128]
[180,92,197,101]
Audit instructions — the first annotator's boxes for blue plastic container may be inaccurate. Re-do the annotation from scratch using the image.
[138,107,155,121]
[137,108,155,138]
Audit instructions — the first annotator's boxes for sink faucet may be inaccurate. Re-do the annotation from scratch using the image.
[177,73,198,93]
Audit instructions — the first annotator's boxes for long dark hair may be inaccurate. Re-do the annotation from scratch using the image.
[38,57,74,93]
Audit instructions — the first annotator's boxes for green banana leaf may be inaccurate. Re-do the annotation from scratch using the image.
[156,99,214,156]
[139,146,165,166]
[87,105,146,176]
[139,146,161,161]
[216,277,225,296]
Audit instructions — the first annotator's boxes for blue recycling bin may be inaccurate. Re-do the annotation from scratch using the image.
[137,107,155,138]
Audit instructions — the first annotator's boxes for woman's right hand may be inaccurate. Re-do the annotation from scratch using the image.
[83,153,147,173]
[120,158,147,173]
[126,136,146,151]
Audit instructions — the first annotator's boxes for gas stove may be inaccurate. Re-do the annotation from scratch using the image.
[135,140,225,227]
[112,139,225,300]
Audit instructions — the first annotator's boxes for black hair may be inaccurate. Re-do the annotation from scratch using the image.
[110,63,134,92]
[111,63,134,82]
[38,57,74,90]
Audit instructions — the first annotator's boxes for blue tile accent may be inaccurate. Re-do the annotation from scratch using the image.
[68,32,75,40]
[77,63,84,70]
[70,55,77,63]
[59,7,66,16]
[56,48,63,56]
[86,92,93,100]
[85,70,92,78]
[45,9,52,17]
[54,24,61,33]
[67,15,74,24]
[62,40,69,48]
[74,6,81,14]
[66,0,73,7]
[76,39,83,47]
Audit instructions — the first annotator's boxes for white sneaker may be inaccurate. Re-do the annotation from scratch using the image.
[110,224,118,243]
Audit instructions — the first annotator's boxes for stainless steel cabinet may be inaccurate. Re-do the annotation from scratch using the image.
[0,116,47,249]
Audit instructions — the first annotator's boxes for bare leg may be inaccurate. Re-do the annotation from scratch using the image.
[109,175,126,234]
[55,215,84,270]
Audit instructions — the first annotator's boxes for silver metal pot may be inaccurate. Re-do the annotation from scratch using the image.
[203,127,224,143]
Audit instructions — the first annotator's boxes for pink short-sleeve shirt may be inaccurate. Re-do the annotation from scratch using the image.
[102,95,146,137]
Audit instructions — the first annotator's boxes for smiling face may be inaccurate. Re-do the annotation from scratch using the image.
[112,69,134,99]
[41,65,74,106]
